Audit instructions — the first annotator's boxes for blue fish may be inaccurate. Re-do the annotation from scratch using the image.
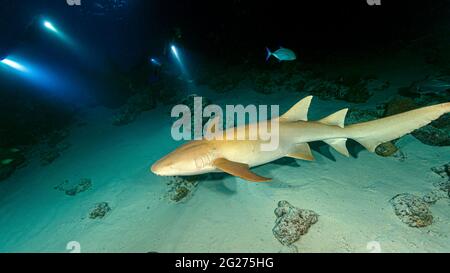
[266,47,297,62]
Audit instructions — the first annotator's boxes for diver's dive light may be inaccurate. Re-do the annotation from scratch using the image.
[43,20,58,33]
[0,58,28,72]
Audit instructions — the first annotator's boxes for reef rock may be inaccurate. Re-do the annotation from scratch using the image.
[397,76,450,147]
[89,202,111,219]
[342,80,372,103]
[390,193,433,228]
[431,163,450,199]
[165,176,199,203]
[411,124,450,147]
[40,149,61,166]
[272,201,318,251]
[431,163,450,180]
[422,189,448,204]
[398,75,450,105]
[55,178,92,196]
[384,97,418,117]
[346,108,384,125]
[0,147,26,181]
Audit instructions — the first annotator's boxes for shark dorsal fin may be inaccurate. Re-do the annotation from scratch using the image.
[319,108,348,128]
[213,158,272,182]
[287,143,314,161]
[280,96,313,122]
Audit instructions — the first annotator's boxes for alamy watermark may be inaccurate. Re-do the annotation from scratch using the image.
[66,0,81,6]
[366,0,381,6]
[66,241,81,253]
[171,97,280,151]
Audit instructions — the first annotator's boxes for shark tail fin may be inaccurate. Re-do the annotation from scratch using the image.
[347,102,450,152]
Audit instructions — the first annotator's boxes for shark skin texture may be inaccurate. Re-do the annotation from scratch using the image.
[151,96,450,182]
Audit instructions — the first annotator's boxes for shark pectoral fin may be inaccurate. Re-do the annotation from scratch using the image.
[279,96,313,122]
[324,138,350,157]
[287,143,314,161]
[213,158,272,182]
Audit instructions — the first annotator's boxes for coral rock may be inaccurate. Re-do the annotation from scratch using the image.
[166,176,199,203]
[390,193,433,228]
[272,201,318,248]
[55,178,92,196]
[89,202,111,219]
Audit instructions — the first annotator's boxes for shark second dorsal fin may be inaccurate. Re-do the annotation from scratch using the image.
[319,108,348,128]
[213,158,272,182]
[280,96,313,122]
[287,143,314,161]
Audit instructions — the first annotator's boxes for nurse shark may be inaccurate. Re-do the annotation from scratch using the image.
[152,96,450,182]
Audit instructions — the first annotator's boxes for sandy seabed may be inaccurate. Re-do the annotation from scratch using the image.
[0,82,449,253]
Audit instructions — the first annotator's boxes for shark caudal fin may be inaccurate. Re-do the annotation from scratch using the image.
[346,102,450,152]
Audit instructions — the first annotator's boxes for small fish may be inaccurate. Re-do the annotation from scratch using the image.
[266,47,296,62]
[9,148,20,153]
[1,159,14,165]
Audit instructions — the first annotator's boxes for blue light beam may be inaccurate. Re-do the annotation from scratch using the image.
[170,44,190,79]
[171,45,180,60]
[43,21,58,33]
[0,55,76,97]
[1,58,28,72]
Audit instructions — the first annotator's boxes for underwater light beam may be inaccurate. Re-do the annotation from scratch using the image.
[43,21,58,33]
[171,45,180,60]
[170,44,189,76]
[1,58,28,72]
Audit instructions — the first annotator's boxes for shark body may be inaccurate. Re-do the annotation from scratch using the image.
[151,96,450,182]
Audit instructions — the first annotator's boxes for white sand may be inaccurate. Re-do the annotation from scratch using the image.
[0,83,449,253]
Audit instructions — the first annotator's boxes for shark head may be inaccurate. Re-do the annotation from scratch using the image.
[151,141,215,176]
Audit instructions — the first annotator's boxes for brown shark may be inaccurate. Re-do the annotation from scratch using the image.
[151,96,450,182]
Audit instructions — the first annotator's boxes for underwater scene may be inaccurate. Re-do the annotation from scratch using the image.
[0,0,449,254]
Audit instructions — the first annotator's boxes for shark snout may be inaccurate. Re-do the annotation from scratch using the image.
[150,162,160,175]
[151,158,175,176]
[151,161,166,176]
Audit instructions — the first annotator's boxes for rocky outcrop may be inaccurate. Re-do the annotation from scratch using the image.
[89,202,111,219]
[272,201,318,252]
[55,178,92,196]
[165,176,199,203]
[390,193,433,228]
